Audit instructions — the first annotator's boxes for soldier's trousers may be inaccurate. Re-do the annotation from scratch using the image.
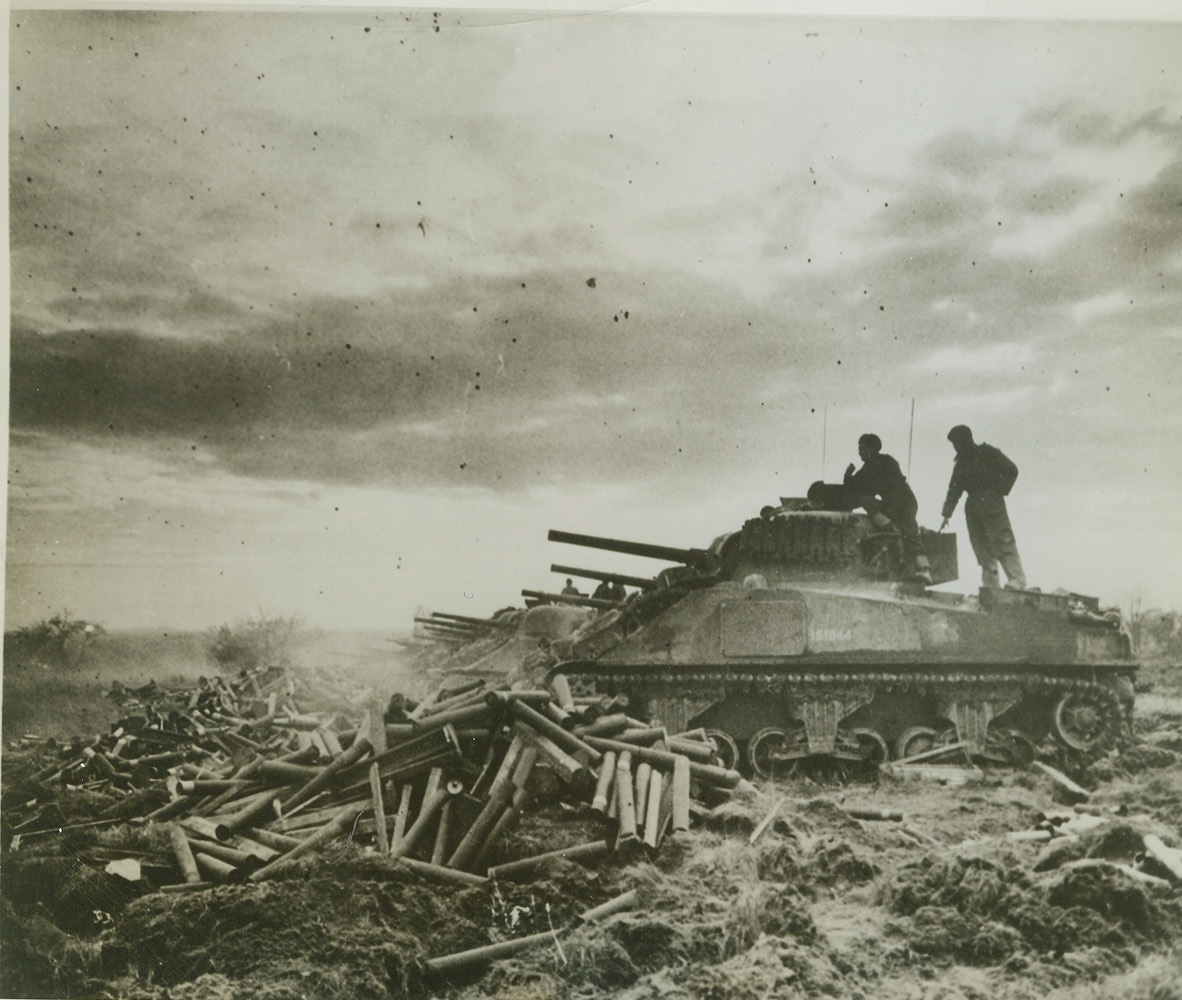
[859,496,931,582]
[964,493,1025,589]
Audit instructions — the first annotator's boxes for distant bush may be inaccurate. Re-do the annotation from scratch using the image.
[206,614,300,674]
[1125,597,1182,661]
[5,612,104,667]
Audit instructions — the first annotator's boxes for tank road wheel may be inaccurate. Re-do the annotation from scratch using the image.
[894,725,957,762]
[747,725,807,781]
[982,728,1037,767]
[705,729,741,772]
[813,729,889,785]
[563,674,601,700]
[852,728,890,767]
[1052,688,1121,753]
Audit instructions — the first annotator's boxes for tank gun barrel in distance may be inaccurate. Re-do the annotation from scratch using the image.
[521,589,619,611]
[414,617,475,632]
[549,564,656,590]
[548,530,712,570]
[430,612,514,630]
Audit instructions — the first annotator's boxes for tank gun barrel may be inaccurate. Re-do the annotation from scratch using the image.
[549,564,656,591]
[414,618,476,635]
[548,530,713,571]
[415,616,472,628]
[430,612,515,631]
[521,589,620,611]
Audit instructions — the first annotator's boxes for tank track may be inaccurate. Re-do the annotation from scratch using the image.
[557,664,1123,692]
[551,661,1128,775]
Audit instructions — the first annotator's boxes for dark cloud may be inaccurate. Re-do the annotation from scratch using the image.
[18,94,1181,497]
[11,14,1182,507]
[918,131,1030,181]
[999,173,1100,217]
[1024,102,1182,149]
[840,109,1182,344]
[1106,157,1182,257]
[10,267,836,490]
[40,289,252,333]
[868,183,988,242]
[10,328,278,435]
[1024,103,1124,147]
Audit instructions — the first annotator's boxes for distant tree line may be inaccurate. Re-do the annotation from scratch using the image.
[4,610,304,675]
[1128,606,1182,661]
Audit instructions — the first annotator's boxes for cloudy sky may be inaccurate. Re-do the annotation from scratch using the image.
[6,5,1182,631]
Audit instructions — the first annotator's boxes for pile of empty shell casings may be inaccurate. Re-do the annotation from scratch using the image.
[5,672,755,894]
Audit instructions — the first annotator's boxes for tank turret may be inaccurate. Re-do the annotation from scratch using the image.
[551,482,958,589]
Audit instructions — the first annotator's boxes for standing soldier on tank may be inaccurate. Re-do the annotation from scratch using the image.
[844,433,932,585]
[939,425,1026,590]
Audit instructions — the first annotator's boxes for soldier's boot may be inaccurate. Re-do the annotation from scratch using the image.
[999,549,1026,590]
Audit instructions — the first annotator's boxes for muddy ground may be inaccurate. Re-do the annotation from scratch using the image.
[2,640,1181,1000]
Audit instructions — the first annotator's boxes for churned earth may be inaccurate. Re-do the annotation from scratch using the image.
[2,639,1181,1000]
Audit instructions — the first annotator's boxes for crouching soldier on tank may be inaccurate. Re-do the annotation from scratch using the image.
[844,433,932,585]
[939,424,1026,590]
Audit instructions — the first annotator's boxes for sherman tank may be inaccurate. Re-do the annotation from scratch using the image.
[539,484,1137,779]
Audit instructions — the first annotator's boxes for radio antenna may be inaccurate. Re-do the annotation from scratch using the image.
[907,398,916,478]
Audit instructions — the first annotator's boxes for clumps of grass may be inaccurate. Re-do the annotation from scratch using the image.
[679,835,763,895]
[0,897,106,998]
[94,820,175,854]
[684,933,809,1000]
[1098,770,1182,831]
[4,855,143,935]
[717,882,817,957]
[804,840,879,887]
[797,797,867,829]
[540,920,648,991]
[540,885,816,996]
[1091,745,1181,782]
[881,850,1182,971]
[1044,866,1162,941]
[31,785,121,823]
[107,866,485,998]
[471,833,826,998]
[895,905,1023,963]
[755,838,804,883]
[1086,822,1156,860]
[1041,947,1182,1000]
[1036,819,1169,873]
[701,798,761,837]
[468,966,563,1000]
[881,855,1015,919]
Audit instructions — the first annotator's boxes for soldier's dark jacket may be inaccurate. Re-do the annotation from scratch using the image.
[941,443,1019,519]
[845,453,917,518]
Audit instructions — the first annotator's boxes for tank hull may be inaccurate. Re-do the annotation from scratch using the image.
[548,581,1136,776]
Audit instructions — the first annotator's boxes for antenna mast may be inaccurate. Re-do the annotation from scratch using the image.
[907,398,915,478]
